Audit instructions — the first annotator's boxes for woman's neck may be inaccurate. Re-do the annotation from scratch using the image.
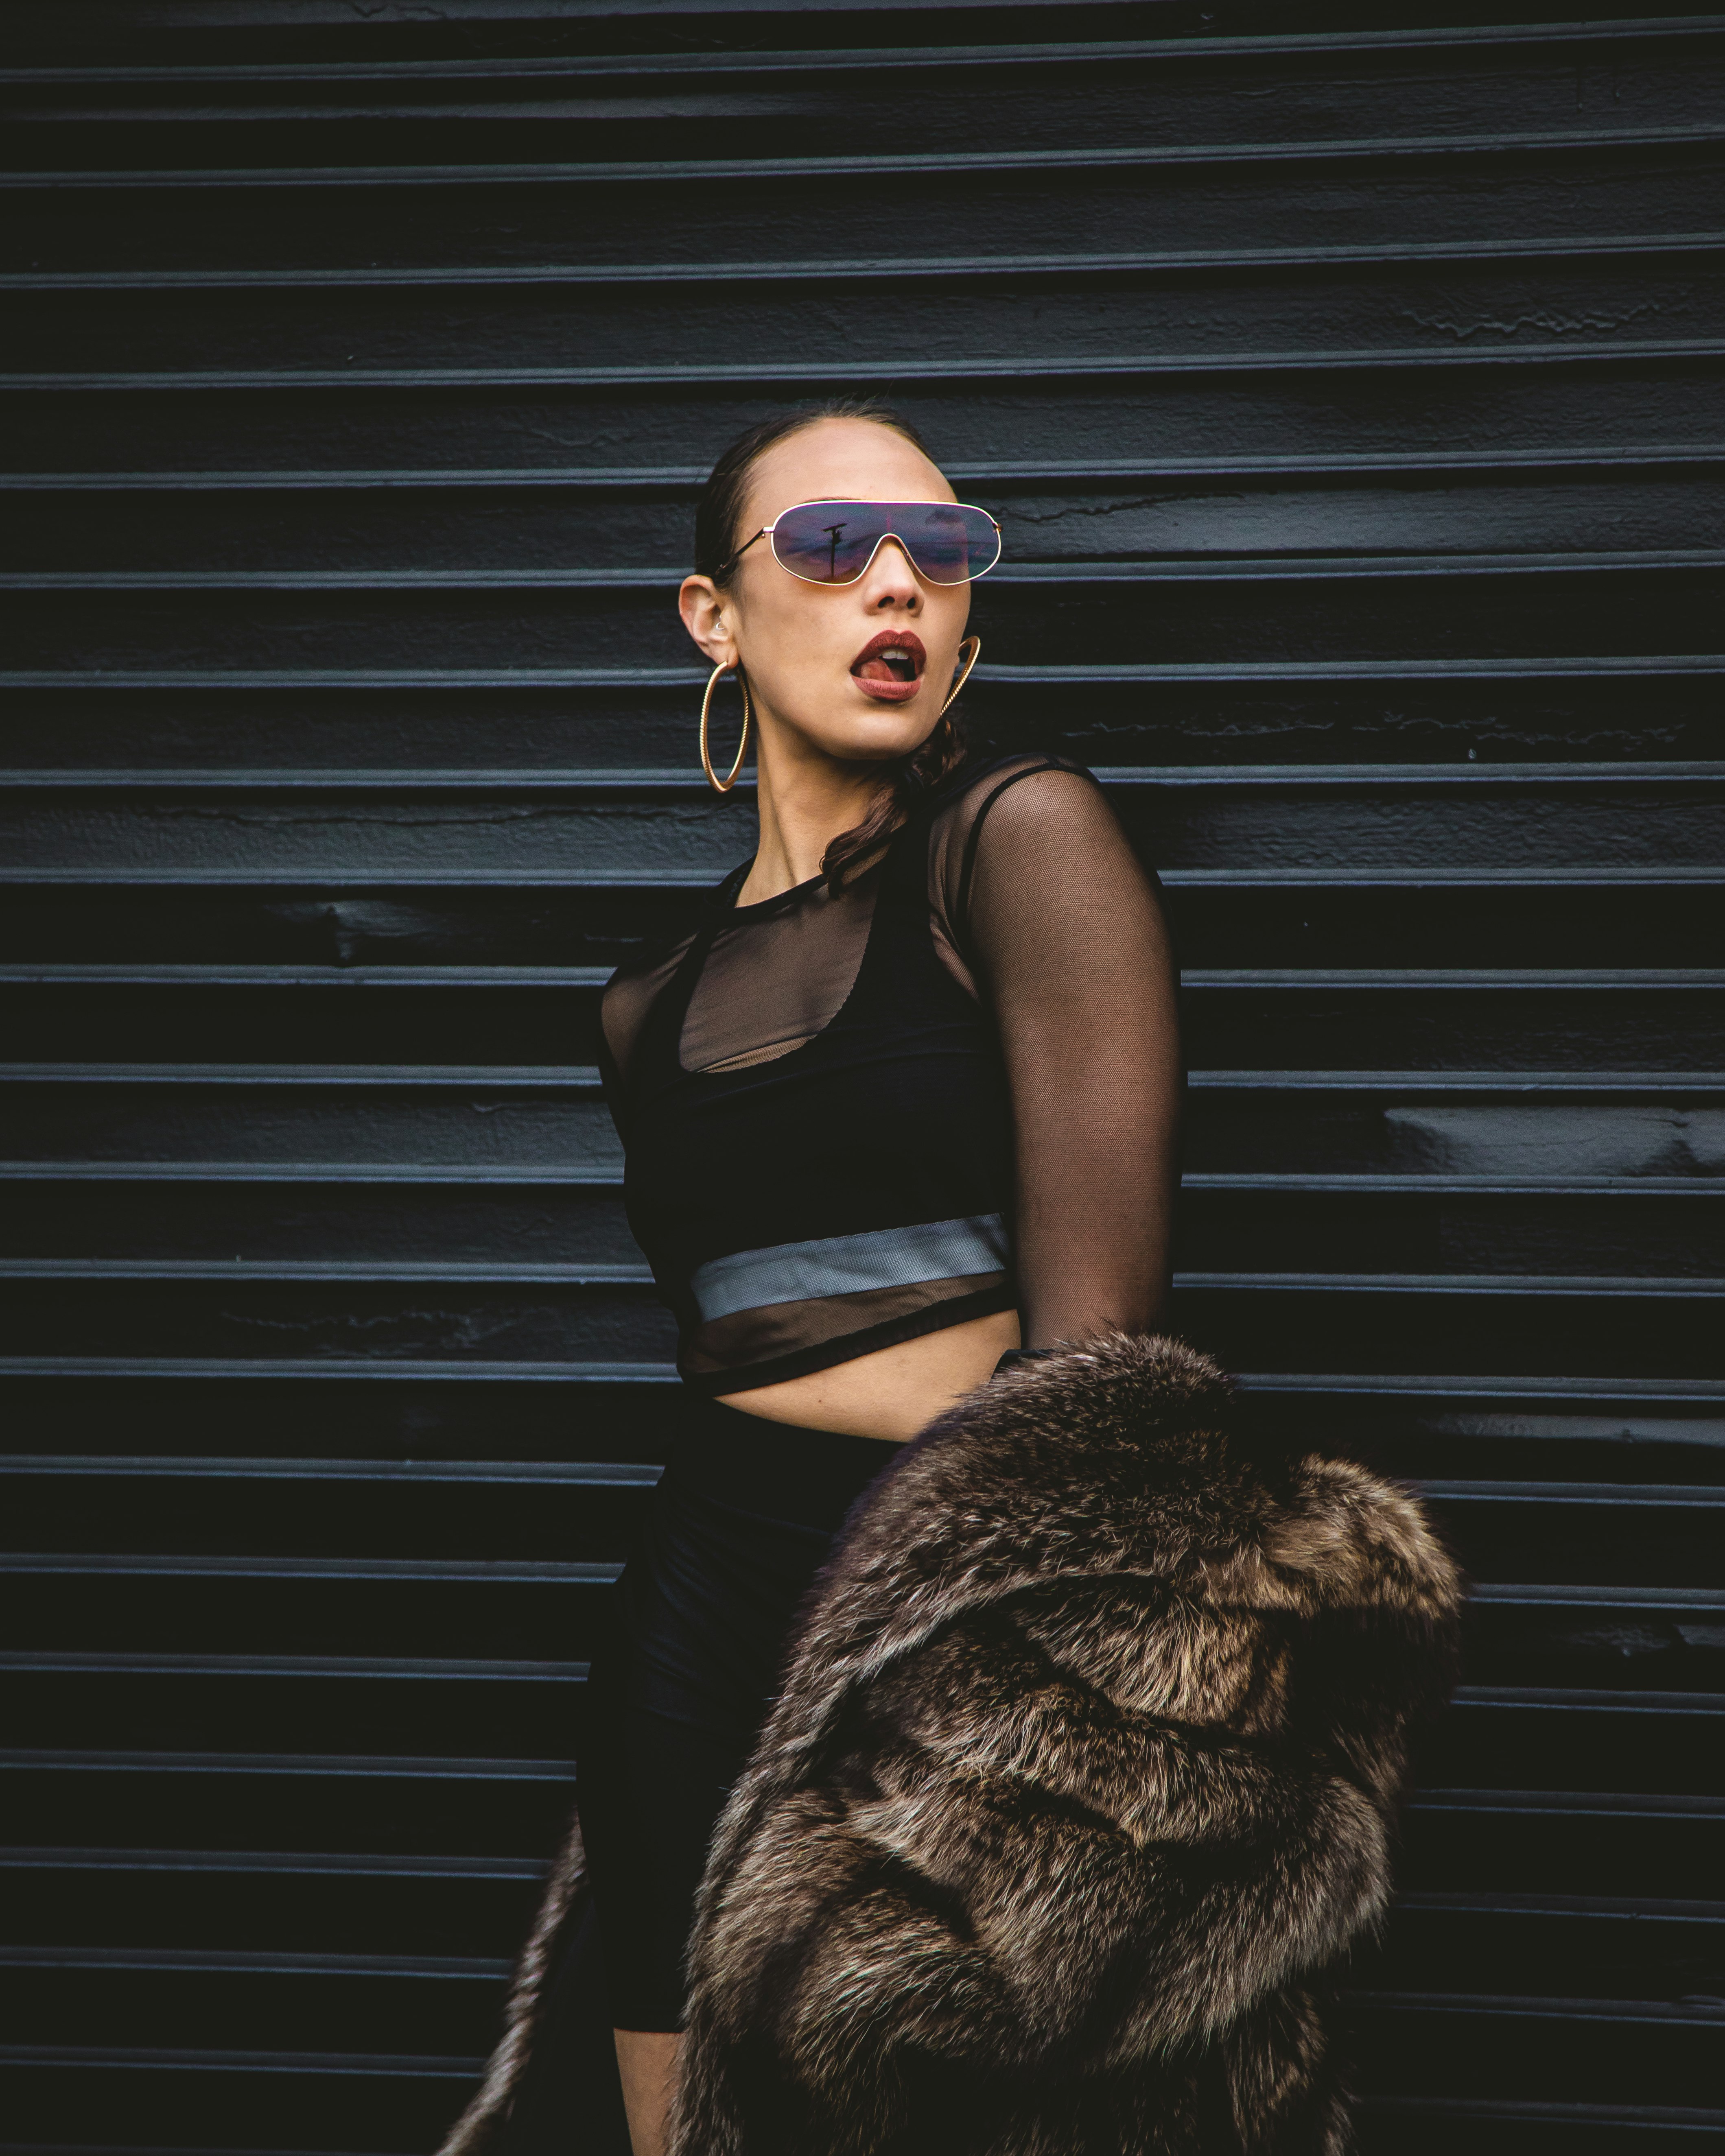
[738,725,890,905]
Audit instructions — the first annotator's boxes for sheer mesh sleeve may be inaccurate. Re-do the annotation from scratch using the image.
[935,762,1181,1348]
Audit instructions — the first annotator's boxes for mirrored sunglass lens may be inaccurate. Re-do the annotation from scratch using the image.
[772,503,888,583]
[898,504,997,583]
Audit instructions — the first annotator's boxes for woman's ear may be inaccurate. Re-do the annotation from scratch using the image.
[679,575,737,668]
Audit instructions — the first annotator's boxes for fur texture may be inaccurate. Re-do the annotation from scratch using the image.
[443,1334,1462,2156]
[436,1811,588,2156]
[671,1335,1461,2155]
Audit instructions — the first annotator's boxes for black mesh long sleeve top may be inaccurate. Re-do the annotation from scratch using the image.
[598,754,1181,1396]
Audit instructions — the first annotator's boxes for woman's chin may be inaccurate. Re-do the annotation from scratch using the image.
[846,677,934,740]
[817,714,939,767]
[763,686,943,767]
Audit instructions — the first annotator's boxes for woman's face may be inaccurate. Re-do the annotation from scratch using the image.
[678,417,974,767]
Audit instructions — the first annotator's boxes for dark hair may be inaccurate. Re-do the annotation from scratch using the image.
[693,398,970,890]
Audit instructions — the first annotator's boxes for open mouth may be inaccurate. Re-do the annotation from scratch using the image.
[850,629,928,701]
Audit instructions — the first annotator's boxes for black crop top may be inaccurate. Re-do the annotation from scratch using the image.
[598,755,1182,1396]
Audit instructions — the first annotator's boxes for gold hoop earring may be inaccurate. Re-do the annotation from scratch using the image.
[700,662,752,795]
[940,636,981,718]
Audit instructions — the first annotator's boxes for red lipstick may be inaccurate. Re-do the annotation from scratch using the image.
[849,629,927,703]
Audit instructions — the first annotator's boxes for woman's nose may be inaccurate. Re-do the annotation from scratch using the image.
[862,536,922,609]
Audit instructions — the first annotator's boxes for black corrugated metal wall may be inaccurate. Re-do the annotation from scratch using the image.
[2,2,1722,2149]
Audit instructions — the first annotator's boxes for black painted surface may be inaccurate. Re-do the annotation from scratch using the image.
[2,4,1721,2149]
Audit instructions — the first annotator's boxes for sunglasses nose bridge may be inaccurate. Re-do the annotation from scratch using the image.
[866,529,924,594]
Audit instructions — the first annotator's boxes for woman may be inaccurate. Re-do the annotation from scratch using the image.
[443,404,1458,2156]
[603,397,1180,2146]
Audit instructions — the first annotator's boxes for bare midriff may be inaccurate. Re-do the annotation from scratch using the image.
[718,1306,1020,1442]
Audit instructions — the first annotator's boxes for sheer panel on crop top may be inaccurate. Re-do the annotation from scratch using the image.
[600,854,886,1082]
[680,853,887,1075]
[599,754,1181,1391]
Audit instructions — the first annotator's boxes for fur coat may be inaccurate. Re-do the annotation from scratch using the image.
[443,1334,1462,2156]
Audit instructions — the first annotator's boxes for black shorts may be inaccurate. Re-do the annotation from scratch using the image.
[577,1393,899,2032]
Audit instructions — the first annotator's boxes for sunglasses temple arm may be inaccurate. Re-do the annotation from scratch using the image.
[714,527,767,581]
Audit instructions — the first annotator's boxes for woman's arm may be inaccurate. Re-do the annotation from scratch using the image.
[953,763,1183,1347]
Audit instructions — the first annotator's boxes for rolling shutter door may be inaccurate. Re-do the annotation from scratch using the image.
[2,4,1721,2150]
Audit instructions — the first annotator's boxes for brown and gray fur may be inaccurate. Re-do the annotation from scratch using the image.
[436,1807,588,2156]
[445,1333,1462,2156]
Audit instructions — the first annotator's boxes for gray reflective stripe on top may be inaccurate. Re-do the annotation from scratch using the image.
[690,1213,1009,1324]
